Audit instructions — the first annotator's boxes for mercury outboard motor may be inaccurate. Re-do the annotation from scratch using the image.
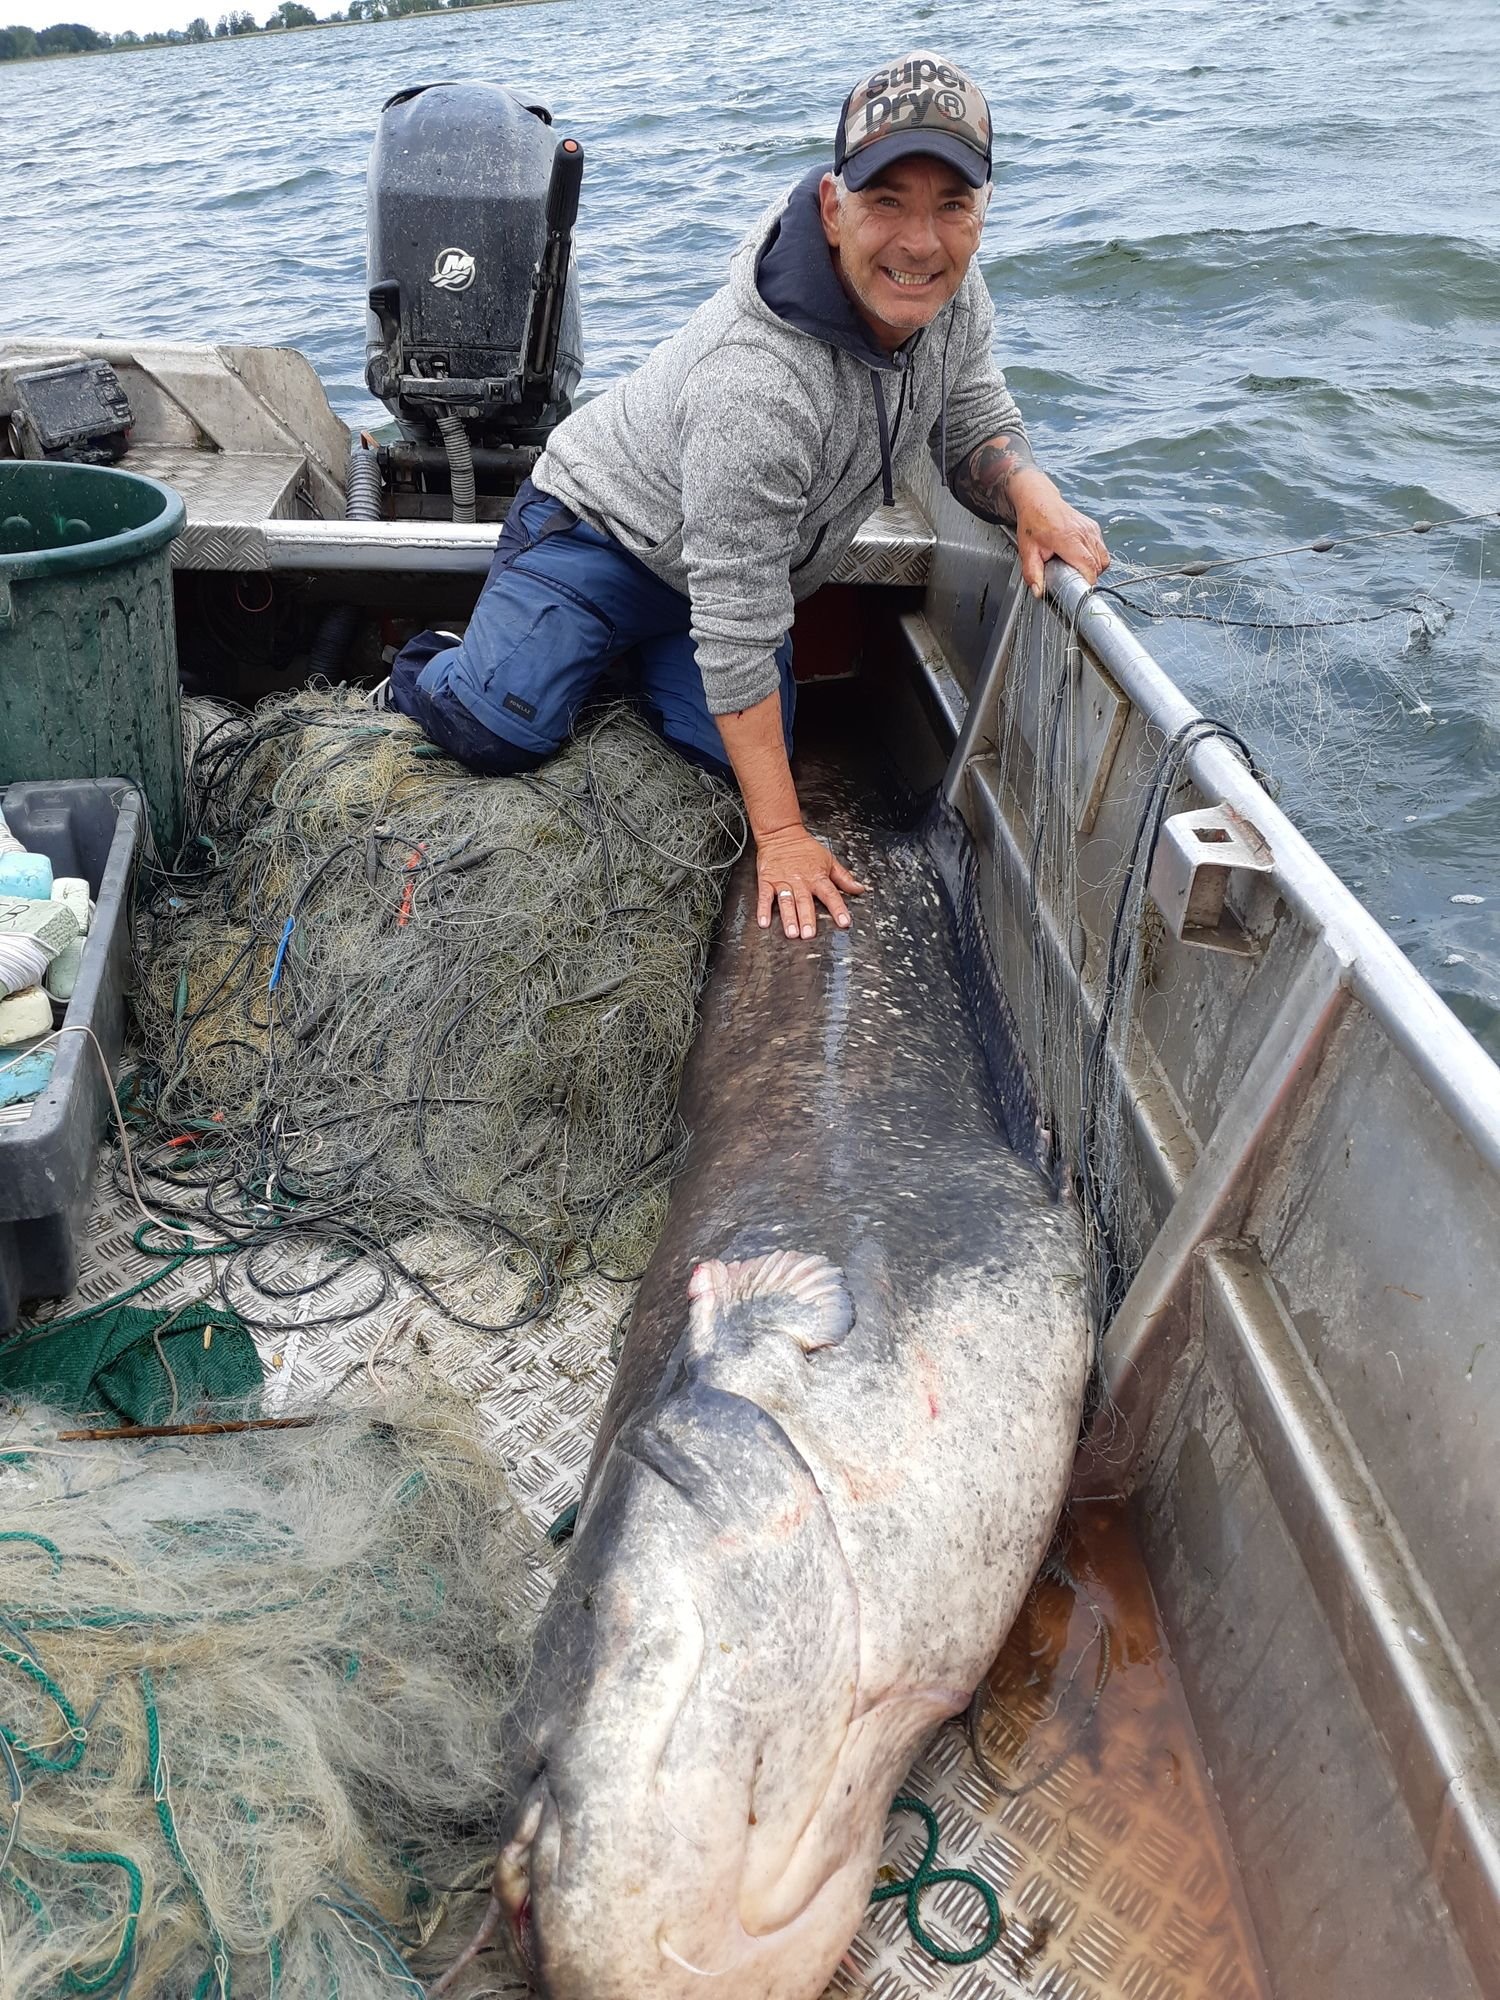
[365,81,584,517]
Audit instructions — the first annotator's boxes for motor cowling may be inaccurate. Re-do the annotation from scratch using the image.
[364,81,583,450]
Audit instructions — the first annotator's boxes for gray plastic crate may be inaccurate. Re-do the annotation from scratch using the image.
[0,778,143,1331]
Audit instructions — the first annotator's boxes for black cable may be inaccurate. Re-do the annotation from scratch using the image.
[1099,584,1439,632]
[1077,714,1261,1329]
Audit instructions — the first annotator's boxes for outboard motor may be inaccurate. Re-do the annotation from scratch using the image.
[365,81,584,517]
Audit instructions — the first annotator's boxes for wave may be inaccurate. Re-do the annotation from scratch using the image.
[989,226,1500,312]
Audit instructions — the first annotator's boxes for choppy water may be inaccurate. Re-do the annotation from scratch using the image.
[2,0,1498,1044]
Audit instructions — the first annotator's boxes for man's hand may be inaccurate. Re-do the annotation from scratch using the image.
[754,822,868,939]
[713,691,869,939]
[952,437,1110,598]
[1009,465,1110,598]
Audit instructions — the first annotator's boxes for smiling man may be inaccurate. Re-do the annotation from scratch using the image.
[390,52,1109,938]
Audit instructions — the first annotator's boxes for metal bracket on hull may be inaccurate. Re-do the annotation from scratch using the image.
[1150,804,1276,955]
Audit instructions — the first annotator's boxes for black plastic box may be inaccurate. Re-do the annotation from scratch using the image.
[0,779,142,1331]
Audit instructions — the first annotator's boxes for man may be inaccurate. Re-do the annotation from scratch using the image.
[391,51,1109,940]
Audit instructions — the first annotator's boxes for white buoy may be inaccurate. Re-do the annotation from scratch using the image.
[51,877,92,935]
[0,985,53,1046]
[45,937,85,1006]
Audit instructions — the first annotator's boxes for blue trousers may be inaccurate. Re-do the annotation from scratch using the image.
[390,479,795,776]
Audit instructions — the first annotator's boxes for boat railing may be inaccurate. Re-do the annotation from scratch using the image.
[907,467,1500,1998]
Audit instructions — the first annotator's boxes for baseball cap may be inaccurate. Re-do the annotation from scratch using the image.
[834,53,993,192]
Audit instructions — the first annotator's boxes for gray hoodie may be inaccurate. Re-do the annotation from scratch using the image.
[531,166,1029,715]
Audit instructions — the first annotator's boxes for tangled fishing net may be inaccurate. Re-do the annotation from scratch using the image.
[982,576,1338,1338]
[131,693,744,1332]
[0,1398,537,1997]
[978,528,1480,1344]
[974,584,1157,1338]
[1100,560,1452,848]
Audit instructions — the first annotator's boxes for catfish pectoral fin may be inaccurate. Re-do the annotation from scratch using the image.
[688,1249,855,1355]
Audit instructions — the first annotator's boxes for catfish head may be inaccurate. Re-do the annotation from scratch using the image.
[480,1253,891,1998]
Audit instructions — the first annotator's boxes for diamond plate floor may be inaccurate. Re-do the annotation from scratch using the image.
[829,1504,1269,2000]
[39,1158,1269,2000]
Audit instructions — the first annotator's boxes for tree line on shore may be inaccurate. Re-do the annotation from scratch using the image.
[0,0,498,59]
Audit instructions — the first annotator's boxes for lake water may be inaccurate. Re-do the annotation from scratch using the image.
[2,0,1498,1046]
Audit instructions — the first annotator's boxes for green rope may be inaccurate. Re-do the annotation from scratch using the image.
[10,1844,145,1994]
[0,1531,64,1575]
[131,1220,227,1260]
[0,1644,88,1773]
[3,1865,48,1926]
[142,1668,232,1999]
[870,1795,1004,1966]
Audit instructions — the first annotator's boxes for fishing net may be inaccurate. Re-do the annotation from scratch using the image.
[983,584,1164,1338]
[1099,559,1452,851]
[981,524,1491,1345]
[0,1397,538,1998]
[129,692,745,1335]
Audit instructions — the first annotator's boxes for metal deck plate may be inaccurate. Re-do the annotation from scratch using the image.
[43,1156,1265,2000]
[833,1503,1268,2000]
[125,443,310,574]
[106,457,935,584]
[833,492,935,587]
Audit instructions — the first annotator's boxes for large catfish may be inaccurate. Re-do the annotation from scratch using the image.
[453,799,1089,1998]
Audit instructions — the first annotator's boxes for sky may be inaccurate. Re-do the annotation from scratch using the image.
[2,0,330,27]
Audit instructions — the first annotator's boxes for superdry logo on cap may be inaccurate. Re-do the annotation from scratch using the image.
[834,52,993,192]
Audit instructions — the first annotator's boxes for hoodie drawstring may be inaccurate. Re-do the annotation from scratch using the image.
[870,371,895,508]
[939,309,954,490]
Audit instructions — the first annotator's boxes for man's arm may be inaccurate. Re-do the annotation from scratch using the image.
[950,431,1036,520]
[715,693,867,940]
[674,350,868,939]
[952,432,1111,597]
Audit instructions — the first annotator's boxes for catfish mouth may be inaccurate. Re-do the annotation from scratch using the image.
[513,1895,535,1971]
[492,1752,871,1996]
[495,1776,552,1977]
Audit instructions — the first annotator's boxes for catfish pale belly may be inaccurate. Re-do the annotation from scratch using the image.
[492,809,1088,1998]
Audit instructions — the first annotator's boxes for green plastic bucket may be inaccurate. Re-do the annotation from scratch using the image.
[0,460,187,853]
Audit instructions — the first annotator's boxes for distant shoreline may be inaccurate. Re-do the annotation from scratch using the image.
[1,0,568,67]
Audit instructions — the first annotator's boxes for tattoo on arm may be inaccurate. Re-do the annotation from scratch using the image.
[951,434,1037,524]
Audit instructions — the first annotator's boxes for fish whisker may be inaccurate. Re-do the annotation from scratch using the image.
[659,1933,734,1977]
